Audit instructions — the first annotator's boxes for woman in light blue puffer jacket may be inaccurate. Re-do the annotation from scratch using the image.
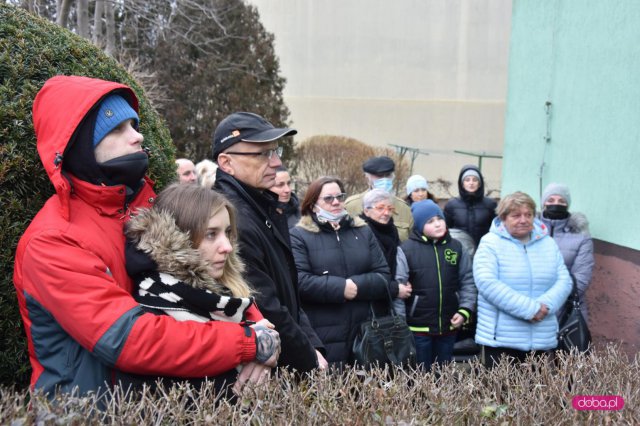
[474,192,572,368]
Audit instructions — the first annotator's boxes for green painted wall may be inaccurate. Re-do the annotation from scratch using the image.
[502,0,640,250]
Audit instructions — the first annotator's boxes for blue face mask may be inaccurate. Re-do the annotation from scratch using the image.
[314,205,348,223]
[372,177,394,193]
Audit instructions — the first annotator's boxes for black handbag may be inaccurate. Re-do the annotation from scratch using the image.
[557,279,591,353]
[352,277,416,368]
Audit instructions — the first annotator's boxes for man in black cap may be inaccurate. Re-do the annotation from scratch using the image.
[344,155,414,241]
[213,112,328,373]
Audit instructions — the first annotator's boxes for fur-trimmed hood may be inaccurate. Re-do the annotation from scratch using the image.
[565,212,590,234]
[294,213,367,233]
[126,207,244,295]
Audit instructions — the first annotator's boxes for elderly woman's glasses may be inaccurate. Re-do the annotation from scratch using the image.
[320,193,346,203]
[370,205,395,214]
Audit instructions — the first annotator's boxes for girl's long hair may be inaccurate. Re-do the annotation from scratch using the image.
[154,183,252,298]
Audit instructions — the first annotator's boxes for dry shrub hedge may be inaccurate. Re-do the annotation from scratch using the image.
[1,344,637,424]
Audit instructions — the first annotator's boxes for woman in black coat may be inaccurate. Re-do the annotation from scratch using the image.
[444,165,497,246]
[290,177,393,365]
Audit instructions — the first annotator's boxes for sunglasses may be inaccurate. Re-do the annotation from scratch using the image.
[320,193,347,203]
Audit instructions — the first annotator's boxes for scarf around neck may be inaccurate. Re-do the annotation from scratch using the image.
[361,214,400,276]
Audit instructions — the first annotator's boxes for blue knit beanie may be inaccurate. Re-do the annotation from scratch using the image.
[411,199,444,233]
[406,174,428,195]
[93,94,139,147]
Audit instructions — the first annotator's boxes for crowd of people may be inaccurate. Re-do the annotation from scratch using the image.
[13,76,595,400]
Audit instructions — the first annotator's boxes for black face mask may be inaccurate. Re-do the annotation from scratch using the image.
[544,204,569,220]
[99,151,149,196]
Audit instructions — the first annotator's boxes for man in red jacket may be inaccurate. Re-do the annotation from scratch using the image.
[13,76,278,398]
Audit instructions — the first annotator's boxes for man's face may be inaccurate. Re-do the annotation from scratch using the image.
[218,141,282,190]
[94,119,144,164]
[176,160,197,184]
[272,171,292,203]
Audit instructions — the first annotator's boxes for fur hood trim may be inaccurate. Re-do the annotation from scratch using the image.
[126,208,244,294]
[295,214,367,233]
[567,212,590,234]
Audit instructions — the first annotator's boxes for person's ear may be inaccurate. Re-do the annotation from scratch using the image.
[217,154,234,175]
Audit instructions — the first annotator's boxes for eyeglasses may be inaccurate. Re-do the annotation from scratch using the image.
[369,205,395,214]
[225,146,283,160]
[320,193,347,203]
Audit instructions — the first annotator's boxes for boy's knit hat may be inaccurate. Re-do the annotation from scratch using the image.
[542,183,571,207]
[93,94,139,147]
[406,174,428,195]
[411,199,444,233]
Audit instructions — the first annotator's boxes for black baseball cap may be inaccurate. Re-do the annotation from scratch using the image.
[212,112,297,160]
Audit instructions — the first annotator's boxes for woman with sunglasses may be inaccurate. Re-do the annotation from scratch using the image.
[290,177,393,366]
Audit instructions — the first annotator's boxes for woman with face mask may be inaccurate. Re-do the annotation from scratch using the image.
[289,177,393,366]
[444,165,497,247]
[539,183,594,322]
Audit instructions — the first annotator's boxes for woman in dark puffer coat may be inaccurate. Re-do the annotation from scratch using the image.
[444,165,497,246]
[290,177,393,365]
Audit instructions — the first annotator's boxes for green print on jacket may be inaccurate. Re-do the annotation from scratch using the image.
[444,248,458,265]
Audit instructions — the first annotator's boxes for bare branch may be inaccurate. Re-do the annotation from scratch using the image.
[56,0,71,27]
[76,0,89,38]
[93,0,104,46]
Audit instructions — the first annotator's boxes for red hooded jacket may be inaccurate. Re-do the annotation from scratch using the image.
[13,76,258,395]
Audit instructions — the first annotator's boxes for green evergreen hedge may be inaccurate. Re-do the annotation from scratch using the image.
[0,4,176,388]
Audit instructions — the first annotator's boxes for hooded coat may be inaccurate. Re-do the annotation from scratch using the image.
[539,212,594,320]
[473,217,573,351]
[215,169,323,373]
[290,214,392,364]
[13,76,256,397]
[444,165,497,246]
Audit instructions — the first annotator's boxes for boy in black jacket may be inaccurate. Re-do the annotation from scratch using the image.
[396,200,477,371]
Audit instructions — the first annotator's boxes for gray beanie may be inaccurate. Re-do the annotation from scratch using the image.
[461,169,481,181]
[542,183,571,207]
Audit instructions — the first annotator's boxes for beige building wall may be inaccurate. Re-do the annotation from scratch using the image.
[248,0,512,197]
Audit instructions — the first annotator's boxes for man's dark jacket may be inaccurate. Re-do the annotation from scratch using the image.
[215,169,323,372]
